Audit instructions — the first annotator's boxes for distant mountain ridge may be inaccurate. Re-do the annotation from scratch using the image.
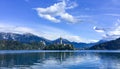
[53,38,108,48]
[89,38,120,50]
[0,32,51,44]
[52,38,94,48]
[0,32,107,48]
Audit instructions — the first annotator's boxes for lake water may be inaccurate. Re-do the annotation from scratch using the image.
[0,50,120,69]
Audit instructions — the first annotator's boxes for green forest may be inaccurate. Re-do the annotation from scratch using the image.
[44,44,74,50]
[0,40,74,50]
[89,38,120,50]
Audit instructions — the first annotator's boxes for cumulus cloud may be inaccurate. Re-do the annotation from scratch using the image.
[94,19,120,40]
[93,26,105,33]
[34,0,79,23]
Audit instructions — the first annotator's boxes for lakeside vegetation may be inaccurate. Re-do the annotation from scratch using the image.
[0,37,120,50]
[0,40,75,50]
[89,38,120,50]
[44,44,74,50]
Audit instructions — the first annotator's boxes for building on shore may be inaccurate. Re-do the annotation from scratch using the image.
[40,41,46,46]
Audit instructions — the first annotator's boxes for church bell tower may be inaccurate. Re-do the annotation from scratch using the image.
[60,37,62,44]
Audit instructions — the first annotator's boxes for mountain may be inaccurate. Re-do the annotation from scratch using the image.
[0,32,107,49]
[97,40,107,44]
[52,38,97,48]
[52,38,70,44]
[0,32,51,44]
[71,40,107,49]
[0,39,47,50]
[89,38,120,50]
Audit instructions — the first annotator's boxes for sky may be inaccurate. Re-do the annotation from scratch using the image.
[0,0,120,43]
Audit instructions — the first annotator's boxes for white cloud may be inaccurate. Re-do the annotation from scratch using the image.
[94,19,120,40]
[0,24,40,35]
[38,14,60,23]
[35,25,98,43]
[60,35,98,43]
[34,0,79,23]
[108,20,120,38]
[93,26,105,33]
[65,1,78,9]
[60,13,78,23]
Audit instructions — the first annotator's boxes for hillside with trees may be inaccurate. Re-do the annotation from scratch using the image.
[0,40,45,50]
[0,40,75,50]
[89,38,120,50]
[0,32,100,49]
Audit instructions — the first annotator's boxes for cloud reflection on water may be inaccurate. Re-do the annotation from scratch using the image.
[0,52,120,69]
[30,54,101,69]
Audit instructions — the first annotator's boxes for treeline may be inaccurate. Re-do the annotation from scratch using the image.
[0,40,45,50]
[0,40,75,50]
[44,44,74,50]
[89,38,120,50]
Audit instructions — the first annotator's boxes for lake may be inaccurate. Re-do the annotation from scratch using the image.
[0,50,120,69]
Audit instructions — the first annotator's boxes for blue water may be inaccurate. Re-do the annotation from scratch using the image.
[0,50,120,69]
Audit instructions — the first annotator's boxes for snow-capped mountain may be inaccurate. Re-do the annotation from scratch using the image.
[0,32,108,48]
[0,32,51,43]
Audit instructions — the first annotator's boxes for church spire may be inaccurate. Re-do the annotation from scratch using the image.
[60,37,62,44]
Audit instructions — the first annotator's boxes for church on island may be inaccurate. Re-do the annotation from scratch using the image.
[58,37,71,47]
[55,37,70,46]
[60,37,62,44]
[43,37,74,50]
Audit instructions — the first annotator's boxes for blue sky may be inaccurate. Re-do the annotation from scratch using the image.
[0,0,120,43]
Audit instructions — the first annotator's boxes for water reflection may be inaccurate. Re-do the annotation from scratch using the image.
[0,51,120,69]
